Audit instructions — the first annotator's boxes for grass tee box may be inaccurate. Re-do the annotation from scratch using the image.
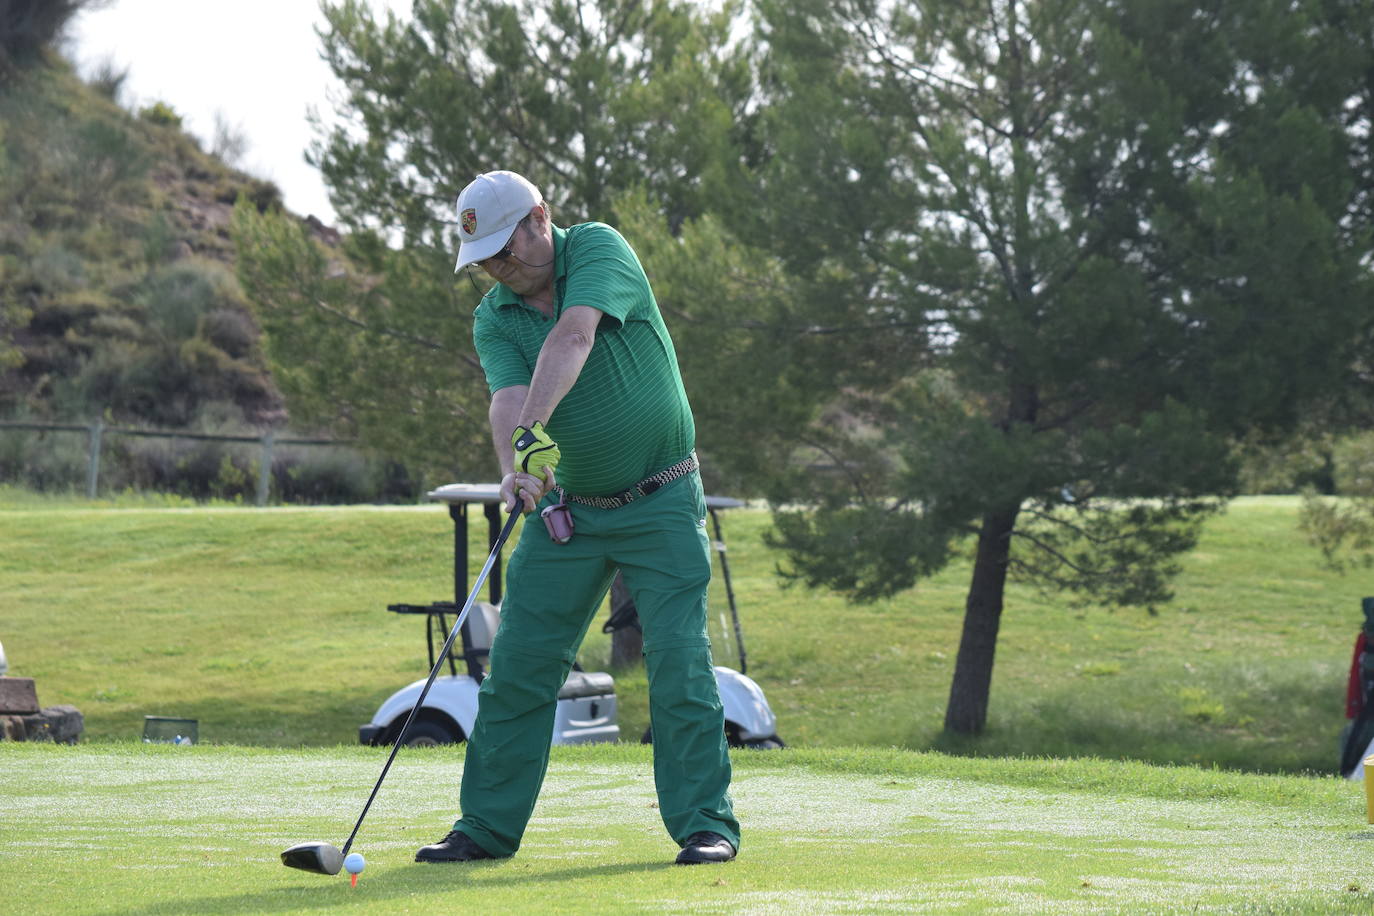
[3,743,1374,914]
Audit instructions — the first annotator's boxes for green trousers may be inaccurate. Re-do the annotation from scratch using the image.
[452,470,739,857]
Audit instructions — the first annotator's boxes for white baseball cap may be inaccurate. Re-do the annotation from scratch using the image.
[453,171,542,271]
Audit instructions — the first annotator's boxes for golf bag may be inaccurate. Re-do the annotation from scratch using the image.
[1339,596,1374,777]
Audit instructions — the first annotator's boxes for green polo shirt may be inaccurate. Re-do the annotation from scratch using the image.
[472,222,695,496]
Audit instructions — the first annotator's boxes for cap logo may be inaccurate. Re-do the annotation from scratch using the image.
[461,208,477,235]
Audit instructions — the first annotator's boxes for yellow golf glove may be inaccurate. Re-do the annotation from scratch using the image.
[512,421,560,476]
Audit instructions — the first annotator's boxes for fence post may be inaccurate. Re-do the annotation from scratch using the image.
[256,430,275,507]
[86,418,104,499]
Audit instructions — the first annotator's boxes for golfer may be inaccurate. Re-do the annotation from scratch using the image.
[416,170,739,866]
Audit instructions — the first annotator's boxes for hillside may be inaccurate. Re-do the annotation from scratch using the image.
[0,51,337,432]
[0,49,395,500]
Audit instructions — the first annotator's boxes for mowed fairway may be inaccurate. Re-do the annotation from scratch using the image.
[3,742,1373,914]
[5,495,1374,912]
[0,496,1362,770]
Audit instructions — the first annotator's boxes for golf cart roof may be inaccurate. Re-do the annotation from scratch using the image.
[427,483,744,510]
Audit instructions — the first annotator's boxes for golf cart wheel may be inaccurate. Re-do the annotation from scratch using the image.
[725,722,785,750]
[394,715,464,747]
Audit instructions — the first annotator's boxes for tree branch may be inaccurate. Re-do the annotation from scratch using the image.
[305,296,482,371]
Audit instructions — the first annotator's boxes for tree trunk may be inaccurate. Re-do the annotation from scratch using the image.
[608,572,643,667]
[944,504,1021,734]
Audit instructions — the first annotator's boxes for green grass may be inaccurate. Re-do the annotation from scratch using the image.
[0,483,210,509]
[5,495,1373,911]
[3,742,1373,914]
[0,495,1361,774]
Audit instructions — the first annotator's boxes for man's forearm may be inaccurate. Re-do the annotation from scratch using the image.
[518,306,599,426]
[489,386,527,474]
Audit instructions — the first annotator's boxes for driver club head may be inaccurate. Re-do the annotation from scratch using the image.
[280,841,343,875]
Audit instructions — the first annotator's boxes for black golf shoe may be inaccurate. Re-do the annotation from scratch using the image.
[415,829,496,863]
[674,831,736,865]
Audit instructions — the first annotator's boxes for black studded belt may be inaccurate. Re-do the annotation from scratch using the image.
[558,452,698,510]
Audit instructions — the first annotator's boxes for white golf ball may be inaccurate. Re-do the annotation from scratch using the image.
[343,852,365,874]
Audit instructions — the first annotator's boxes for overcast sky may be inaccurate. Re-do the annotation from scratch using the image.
[67,0,409,226]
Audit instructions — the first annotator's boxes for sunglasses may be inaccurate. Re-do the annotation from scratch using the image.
[462,216,535,295]
[487,217,529,263]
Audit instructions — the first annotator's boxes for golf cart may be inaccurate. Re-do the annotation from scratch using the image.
[603,496,783,749]
[358,483,781,749]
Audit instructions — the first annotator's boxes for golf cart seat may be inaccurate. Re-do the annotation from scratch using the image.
[462,605,617,738]
[559,669,614,700]
[464,602,501,653]
[453,602,614,700]
[450,604,613,701]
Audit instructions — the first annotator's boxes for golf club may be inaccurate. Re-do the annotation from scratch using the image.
[281,503,524,876]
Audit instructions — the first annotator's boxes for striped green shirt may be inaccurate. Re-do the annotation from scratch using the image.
[472,222,694,496]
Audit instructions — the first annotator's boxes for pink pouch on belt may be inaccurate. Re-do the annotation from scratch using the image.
[541,500,574,544]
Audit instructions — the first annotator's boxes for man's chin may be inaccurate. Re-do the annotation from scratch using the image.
[496,274,537,295]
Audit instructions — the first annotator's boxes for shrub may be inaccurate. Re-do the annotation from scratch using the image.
[141,212,177,266]
[28,242,85,292]
[242,180,282,213]
[1331,433,1374,496]
[268,447,420,505]
[139,101,182,129]
[84,56,130,102]
[208,111,249,167]
[198,308,258,360]
[210,452,249,501]
[73,119,149,192]
[0,424,89,493]
[275,446,372,505]
[0,414,421,506]
[1234,431,1335,495]
[373,459,421,504]
[136,260,240,342]
[115,435,255,502]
